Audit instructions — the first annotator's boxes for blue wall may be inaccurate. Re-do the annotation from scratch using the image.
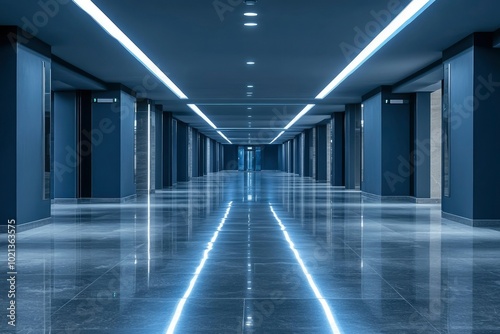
[262,145,279,170]
[442,49,474,218]
[120,91,136,197]
[473,46,500,219]
[53,92,77,198]
[16,46,52,223]
[442,45,500,221]
[91,90,136,199]
[362,94,382,194]
[0,31,19,225]
[223,145,238,170]
[363,92,411,196]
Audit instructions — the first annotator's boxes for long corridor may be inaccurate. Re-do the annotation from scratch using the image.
[3,171,500,333]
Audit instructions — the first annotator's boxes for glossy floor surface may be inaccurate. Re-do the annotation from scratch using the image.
[2,171,500,333]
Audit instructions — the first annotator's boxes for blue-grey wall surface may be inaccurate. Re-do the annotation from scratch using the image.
[414,93,431,198]
[345,104,362,189]
[316,125,327,182]
[381,102,411,196]
[177,121,189,182]
[155,106,163,190]
[91,91,121,198]
[91,90,136,199]
[442,49,474,219]
[0,32,18,225]
[363,93,411,196]
[192,129,199,177]
[119,91,136,197]
[262,145,279,170]
[53,92,77,199]
[16,45,51,223]
[362,94,382,194]
[223,145,238,170]
[472,46,500,219]
[331,113,345,186]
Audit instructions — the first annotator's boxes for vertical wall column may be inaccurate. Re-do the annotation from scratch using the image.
[441,33,500,226]
[345,104,362,189]
[177,121,189,182]
[362,89,412,197]
[331,112,345,186]
[162,112,177,187]
[303,129,311,177]
[53,92,77,199]
[316,124,328,182]
[154,105,163,189]
[136,100,157,194]
[0,27,52,226]
[414,93,432,200]
[91,89,136,200]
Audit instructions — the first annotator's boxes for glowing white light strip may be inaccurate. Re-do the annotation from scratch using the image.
[187,104,218,129]
[270,131,285,144]
[72,1,232,143]
[72,0,187,99]
[284,104,316,130]
[165,202,233,334]
[273,0,435,143]
[316,0,435,99]
[217,131,233,144]
[147,103,151,280]
[270,205,342,334]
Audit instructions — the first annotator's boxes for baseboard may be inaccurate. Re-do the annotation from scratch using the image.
[76,194,137,204]
[0,217,52,234]
[442,212,500,227]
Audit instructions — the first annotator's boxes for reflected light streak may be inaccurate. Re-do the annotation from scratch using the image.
[165,202,233,334]
[270,205,342,334]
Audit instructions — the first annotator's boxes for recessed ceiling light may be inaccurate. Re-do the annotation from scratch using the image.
[248,115,252,118]
[244,23,258,27]
[246,61,255,65]
[247,85,254,88]
[244,13,258,17]
[247,107,252,110]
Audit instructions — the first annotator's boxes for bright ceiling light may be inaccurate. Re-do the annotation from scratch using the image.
[187,104,217,129]
[315,0,435,99]
[272,0,435,143]
[270,131,285,144]
[247,85,254,88]
[72,0,188,100]
[246,61,255,65]
[244,12,258,16]
[247,107,252,110]
[284,104,315,130]
[72,0,230,144]
[217,131,233,144]
[244,23,258,26]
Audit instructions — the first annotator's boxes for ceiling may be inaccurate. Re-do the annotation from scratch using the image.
[1,0,500,144]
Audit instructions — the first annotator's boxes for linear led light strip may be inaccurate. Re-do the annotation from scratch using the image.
[270,205,342,334]
[270,0,436,144]
[166,202,233,334]
[72,0,232,144]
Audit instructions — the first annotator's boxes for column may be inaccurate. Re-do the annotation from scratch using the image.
[316,124,328,182]
[0,27,51,226]
[344,104,362,189]
[177,121,189,182]
[53,92,77,199]
[162,112,177,187]
[414,93,432,200]
[441,33,500,226]
[331,112,345,186]
[91,89,136,200]
[362,88,412,197]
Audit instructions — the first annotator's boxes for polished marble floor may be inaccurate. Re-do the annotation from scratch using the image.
[2,171,500,333]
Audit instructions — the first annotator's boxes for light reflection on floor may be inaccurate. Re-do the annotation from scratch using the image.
[1,171,500,333]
